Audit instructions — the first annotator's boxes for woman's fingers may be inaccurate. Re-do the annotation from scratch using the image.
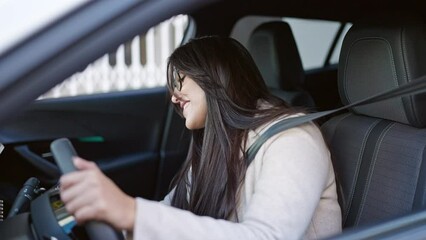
[73,157,98,170]
[58,157,136,230]
[60,157,99,189]
[60,162,104,214]
[73,205,101,224]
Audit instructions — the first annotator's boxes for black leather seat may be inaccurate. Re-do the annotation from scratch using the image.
[248,21,315,108]
[321,19,426,228]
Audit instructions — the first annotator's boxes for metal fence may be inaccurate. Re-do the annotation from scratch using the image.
[40,15,188,99]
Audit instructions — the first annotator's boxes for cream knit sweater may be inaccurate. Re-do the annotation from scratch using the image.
[132,118,342,240]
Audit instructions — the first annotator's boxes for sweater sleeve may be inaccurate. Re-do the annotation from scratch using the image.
[133,125,331,240]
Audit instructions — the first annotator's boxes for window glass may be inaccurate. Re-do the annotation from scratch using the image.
[284,17,340,69]
[40,15,188,99]
[230,16,350,70]
[329,23,352,65]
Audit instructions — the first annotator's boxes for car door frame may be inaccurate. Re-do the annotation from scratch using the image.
[0,0,219,126]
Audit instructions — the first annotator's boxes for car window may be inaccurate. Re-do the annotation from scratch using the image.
[329,23,352,65]
[230,16,352,70]
[39,14,189,99]
[285,17,351,69]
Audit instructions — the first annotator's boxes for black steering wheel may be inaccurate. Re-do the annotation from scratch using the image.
[50,138,122,240]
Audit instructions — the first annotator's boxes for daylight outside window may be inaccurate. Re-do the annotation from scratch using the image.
[40,15,188,99]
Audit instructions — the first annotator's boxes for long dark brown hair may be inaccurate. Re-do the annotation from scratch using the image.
[166,36,299,220]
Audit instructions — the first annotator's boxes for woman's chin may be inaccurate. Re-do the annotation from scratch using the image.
[185,123,193,130]
[185,119,194,130]
[185,120,204,130]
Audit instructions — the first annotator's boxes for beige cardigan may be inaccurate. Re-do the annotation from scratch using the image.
[132,118,342,240]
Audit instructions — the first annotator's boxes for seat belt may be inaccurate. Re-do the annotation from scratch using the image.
[246,74,426,165]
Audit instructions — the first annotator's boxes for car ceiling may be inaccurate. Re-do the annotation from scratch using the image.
[204,0,425,21]
[191,0,426,36]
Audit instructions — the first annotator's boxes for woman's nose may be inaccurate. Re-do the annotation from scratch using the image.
[171,94,179,103]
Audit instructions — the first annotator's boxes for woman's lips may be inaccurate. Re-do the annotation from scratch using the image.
[180,101,188,109]
[181,102,188,117]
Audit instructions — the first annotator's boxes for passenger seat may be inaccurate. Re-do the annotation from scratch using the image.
[248,21,315,108]
[321,19,426,228]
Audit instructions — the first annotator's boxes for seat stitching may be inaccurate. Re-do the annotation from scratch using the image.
[401,25,419,126]
[354,122,395,225]
[321,112,351,133]
[343,118,381,222]
[344,38,396,104]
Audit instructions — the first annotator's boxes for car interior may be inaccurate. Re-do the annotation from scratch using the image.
[247,21,316,108]
[322,18,426,228]
[0,0,426,239]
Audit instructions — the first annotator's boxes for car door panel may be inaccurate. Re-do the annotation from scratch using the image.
[0,87,184,200]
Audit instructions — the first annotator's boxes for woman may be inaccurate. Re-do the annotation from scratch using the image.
[60,36,341,239]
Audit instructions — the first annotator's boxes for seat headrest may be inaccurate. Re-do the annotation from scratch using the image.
[339,20,426,127]
[248,21,304,90]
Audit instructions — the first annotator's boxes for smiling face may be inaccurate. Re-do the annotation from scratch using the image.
[171,76,207,130]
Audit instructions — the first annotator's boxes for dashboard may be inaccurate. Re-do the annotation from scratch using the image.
[0,186,88,240]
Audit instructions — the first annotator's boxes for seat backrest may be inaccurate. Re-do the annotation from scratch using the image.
[321,19,426,228]
[248,21,315,108]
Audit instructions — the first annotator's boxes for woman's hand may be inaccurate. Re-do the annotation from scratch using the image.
[59,157,136,231]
